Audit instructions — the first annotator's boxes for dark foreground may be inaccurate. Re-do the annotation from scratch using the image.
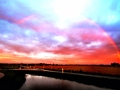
[0,71,25,90]
[0,69,120,90]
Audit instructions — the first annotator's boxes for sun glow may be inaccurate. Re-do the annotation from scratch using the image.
[53,0,91,19]
[52,0,92,29]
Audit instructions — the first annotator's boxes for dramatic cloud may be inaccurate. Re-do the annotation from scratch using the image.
[0,0,120,64]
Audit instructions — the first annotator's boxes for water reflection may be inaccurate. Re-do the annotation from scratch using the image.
[0,72,4,78]
[19,74,113,90]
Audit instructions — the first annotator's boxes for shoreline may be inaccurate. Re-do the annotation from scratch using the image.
[0,71,25,90]
[1,69,120,90]
[0,72,4,78]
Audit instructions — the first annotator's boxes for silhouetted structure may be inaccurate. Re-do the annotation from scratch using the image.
[111,62,119,66]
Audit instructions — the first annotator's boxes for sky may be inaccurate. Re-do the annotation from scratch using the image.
[0,0,120,64]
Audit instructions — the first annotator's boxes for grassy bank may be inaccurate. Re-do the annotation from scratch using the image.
[0,70,25,90]
[33,65,120,77]
[3,69,120,90]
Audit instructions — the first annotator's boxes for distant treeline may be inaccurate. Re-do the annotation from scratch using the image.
[0,62,119,67]
[111,62,120,66]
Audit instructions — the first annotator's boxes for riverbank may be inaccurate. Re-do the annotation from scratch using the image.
[0,72,4,78]
[1,69,120,90]
[34,65,120,76]
[0,70,25,90]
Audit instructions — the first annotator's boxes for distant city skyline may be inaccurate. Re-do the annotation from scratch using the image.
[0,0,120,64]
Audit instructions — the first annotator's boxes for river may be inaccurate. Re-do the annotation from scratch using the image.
[19,74,113,90]
[0,73,4,78]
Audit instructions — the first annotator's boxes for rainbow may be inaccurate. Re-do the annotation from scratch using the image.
[16,15,120,58]
[82,16,120,58]
[17,15,35,24]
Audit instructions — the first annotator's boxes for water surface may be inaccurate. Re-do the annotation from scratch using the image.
[0,72,4,78]
[19,74,113,90]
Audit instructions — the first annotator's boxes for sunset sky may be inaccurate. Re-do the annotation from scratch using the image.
[0,0,120,64]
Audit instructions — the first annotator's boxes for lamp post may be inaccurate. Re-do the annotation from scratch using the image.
[62,68,64,73]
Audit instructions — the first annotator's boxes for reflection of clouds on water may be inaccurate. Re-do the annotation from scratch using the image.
[19,74,112,90]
